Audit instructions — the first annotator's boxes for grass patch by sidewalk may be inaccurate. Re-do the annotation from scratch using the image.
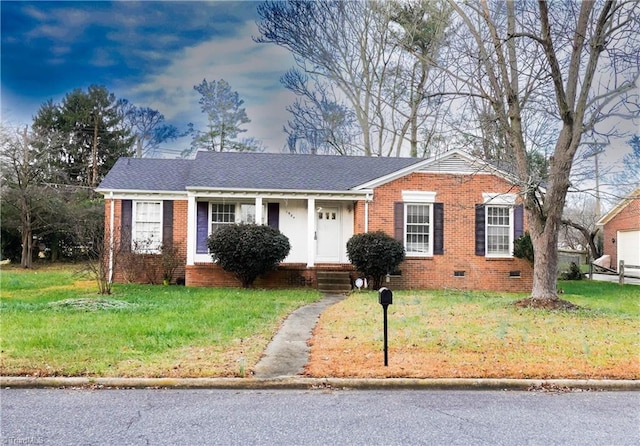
[306,282,639,380]
[0,265,321,377]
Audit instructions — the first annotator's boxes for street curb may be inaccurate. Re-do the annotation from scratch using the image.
[2,376,639,391]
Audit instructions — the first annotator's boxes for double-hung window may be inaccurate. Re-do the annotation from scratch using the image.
[476,193,520,258]
[133,201,162,252]
[405,204,431,255]
[486,206,512,256]
[401,191,437,257]
[210,203,260,234]
[210,203,235,234]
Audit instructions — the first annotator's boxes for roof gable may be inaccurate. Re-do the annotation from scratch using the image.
[597,188,640,226]
[354,150,519,189]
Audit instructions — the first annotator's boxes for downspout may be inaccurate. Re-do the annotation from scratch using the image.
[364,193,372,233]
[108,192,115,284]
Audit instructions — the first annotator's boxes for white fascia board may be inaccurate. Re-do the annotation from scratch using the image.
[596,188,640,226]
[187,187,369,201]
[352,160,429,190]
[96,189,188,200]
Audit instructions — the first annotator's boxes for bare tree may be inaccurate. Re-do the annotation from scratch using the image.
[561,195,602,260]
[118,100,181,158]
[281,69,359,155]
[435,0,639,305]
[185,78,252,157]
[385,0,452,157]
[259,1,430,156]
[0,125,52,268]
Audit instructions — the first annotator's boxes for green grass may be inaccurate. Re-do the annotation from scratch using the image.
[2,265,638,379]
[558,279,640,315]
[0,265,321,377]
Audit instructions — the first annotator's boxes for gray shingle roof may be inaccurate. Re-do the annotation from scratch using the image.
[98,151,422,192]
[188,151,420,190]
[97,158,193,191]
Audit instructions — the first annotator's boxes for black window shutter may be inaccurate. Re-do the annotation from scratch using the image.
[513,204,524,239]
[120,200,132,253]
[162,200,173,248]
[267,203,280,229]
[394,202,404,242]
[433,203,444,255]
[196,202,209,254]
[475,204,485,256]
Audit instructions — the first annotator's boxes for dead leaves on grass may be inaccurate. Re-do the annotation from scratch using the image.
[305,294,640,380]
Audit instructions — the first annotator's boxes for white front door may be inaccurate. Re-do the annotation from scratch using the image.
[316,206,341,262]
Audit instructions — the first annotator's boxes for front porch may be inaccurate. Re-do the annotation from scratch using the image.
[185,263,356,292]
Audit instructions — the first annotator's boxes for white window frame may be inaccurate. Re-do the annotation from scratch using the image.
[210,203,236,235]
[405,203,433,257]
[483,193,516,258]
[485,205,514,258]
[402,191,436,257]
[208,202,266,236]
[132,201,163,253]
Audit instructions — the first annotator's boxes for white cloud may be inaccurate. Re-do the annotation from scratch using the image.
[128,20,297,152]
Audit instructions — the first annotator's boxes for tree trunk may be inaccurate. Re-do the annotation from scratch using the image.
[529,217,559,301]
[20,195,33,269]
[527,127,576,302]
[20,225,32,269]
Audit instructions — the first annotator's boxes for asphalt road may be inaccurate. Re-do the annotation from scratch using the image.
[2,388,638,445]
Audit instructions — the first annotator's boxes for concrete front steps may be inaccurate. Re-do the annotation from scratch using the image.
[316,270,352,294]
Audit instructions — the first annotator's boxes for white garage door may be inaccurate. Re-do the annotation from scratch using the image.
[617,230,640,270]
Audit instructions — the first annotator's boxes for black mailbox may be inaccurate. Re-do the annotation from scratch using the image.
[378,287,393,305]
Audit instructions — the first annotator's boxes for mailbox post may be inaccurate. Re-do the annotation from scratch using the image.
[378,287,393,366]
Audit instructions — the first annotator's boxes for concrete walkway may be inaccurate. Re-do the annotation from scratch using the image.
[252,293,347,378]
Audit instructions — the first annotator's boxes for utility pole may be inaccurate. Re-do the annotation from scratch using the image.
[91,109,99,187]
[583,142,607,219]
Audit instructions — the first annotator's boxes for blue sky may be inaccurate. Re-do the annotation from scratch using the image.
[1,0,296,156]
[1,0,636,169]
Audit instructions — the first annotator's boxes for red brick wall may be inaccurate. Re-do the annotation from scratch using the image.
[172,200,188,282]
[186,263,353,288]
[602,195,640,269]
[360,172,533,292]
[106,170,533,292]
[104,198,188,284]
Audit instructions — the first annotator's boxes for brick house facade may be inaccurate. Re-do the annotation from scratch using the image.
[98,150,533,292]
[597,188,640,271]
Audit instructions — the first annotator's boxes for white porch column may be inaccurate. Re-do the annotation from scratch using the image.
[307,197,315,267]
[186,193,196,265]
[255,196,263,225]
[108,192,115,283]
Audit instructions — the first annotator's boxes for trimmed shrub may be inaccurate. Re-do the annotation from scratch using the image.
[514,232,534,264]
[207,224,290,288]
[346,231,405,290]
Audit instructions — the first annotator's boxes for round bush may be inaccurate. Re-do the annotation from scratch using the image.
[346,231,405,290]
[207,224,290,288]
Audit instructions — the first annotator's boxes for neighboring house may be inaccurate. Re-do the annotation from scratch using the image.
[597,188,640,272]
[96,150,533,292]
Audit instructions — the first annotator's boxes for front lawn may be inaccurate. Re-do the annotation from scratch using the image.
[306,281,639,379]
[2,265,638,380]
[0,265,321,377]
